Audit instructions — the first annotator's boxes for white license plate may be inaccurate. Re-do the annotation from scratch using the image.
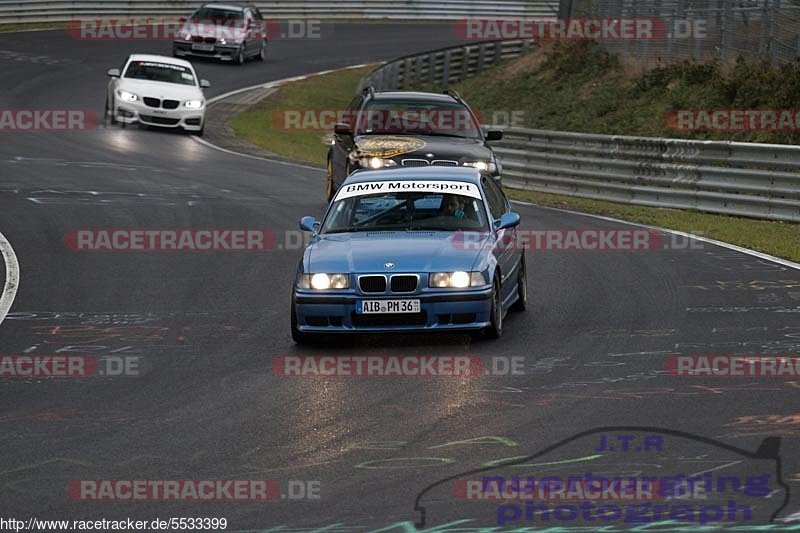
[192,43,215,51]
[358,299,420,314]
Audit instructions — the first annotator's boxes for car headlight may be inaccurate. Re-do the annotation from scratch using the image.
[219,37,228,45]
[118,90,138,103]
[429,271,487,288]
[183,33,192,40]
[463,161,497,173]
[359,157,397,170]
[184,99,204,109]
[297,273,350,290]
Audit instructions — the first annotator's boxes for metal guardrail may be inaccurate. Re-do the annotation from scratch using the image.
[492,128,800,222]
[0,1,558,23]
[356,39,800,222]
[357,39,536,92]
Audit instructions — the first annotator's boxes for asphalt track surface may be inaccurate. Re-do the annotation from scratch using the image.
[1,23,800,531]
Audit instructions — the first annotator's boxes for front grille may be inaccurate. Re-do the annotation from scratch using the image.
[390,275,417,293]
[162,99,180,110]
[192,36,204,42]
[143,97,160,108]
[352,311,427,327]
[204,36,216,43]
[400,159,460,167]
[359,275,386,293]
[139,115,181,126]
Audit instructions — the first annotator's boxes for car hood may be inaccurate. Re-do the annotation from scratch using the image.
[306,231,488,273]
[117,78,203,100]
[352,134,492,164]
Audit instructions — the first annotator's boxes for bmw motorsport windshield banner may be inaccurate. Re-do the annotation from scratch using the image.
[334,180,482,201]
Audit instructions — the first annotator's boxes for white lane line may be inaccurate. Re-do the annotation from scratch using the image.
[511,200,800,271]
[191,62,377,168]
[0,230,20,326]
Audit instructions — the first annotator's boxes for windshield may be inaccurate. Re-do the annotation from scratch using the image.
[190,7,245,22]
[356,99,482,139]
[124,61,196,86]
[321,191,488,233]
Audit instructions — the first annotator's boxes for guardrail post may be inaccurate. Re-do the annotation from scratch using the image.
[391,62,400,90]
[720,0,732,61]
[770,0,781,65]
[442,49,452,88]
[477,42,486,73]
[461,45,470,81]
[493,40,503,65]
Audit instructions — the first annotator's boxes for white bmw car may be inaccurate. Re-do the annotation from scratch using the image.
[105,54,210,135]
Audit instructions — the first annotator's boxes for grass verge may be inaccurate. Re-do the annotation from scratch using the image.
[507,189,800,263]
[229,66,374,165]
[229,54,800,263]
[0,22,67,32]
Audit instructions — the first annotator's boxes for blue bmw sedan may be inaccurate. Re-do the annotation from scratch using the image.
[291,167,526,343]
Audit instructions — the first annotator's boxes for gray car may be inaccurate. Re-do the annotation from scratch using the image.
[172,2,267,64]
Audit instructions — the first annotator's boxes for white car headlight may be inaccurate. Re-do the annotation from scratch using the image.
[183,33,192,40]
[297,273,350,290]
[184,99,204,109]
[464,161,497,173]
[359,156,397,170]
[118,90,138,103]
[429,271,486,288]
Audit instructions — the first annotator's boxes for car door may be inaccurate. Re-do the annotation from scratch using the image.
[482,176,517,302]
[330,94,362,185]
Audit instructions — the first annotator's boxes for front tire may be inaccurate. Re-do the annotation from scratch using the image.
[257,41,266,61]
[484,277,503,339]
[235,45,245,65]
[510,255,527,312]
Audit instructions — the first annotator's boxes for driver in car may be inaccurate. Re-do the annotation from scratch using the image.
[441,194,466,219]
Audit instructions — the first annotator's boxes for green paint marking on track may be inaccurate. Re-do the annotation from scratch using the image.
[481,453,603,468]
[428,436,518,449]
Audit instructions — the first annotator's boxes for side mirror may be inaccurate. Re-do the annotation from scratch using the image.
[334,122,353,136]
[107,68,120,78]
[496,211,520,230]
[485,129,503,141]
[299,216,320,232]
[200,79,211,88]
